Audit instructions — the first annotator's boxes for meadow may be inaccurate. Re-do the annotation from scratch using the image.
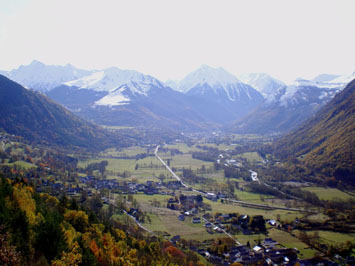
[301,186,354,201]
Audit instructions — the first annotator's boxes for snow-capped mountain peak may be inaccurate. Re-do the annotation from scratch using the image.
[3,60,92,92]
[65,67,159,92]
[176,65,242,93]
[325,72,355,85]
[238,73,285,101]
[311,74,340,83]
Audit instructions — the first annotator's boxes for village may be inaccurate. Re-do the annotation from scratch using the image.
[32,174,342,266]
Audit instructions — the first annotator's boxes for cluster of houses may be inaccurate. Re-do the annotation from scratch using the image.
[170,235,302,265]
[36,179,82,196]
[176,206,268,237]
[35,175,188,199]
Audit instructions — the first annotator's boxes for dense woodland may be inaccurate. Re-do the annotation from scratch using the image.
[0,177,206,266]
[274,80,355,186]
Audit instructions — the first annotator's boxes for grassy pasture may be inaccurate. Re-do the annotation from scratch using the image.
[164,143,202,153]
[204,199,303,221]
[160,154,214,171]
[301,187,354,201]
[3,160,36,169]
[294,229,355,246]
[233,152,263,163]
[269,228,317,259]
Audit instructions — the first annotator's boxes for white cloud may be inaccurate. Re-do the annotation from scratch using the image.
[0,0,354,83]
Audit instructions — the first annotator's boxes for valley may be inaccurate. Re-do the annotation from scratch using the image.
[2,126,353,265]
[0,65,354,265]
[1,1,354,265]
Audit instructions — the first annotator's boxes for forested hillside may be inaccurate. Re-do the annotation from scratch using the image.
[0,177,205,265]
[274,79,355,185]
[0,75,129,150]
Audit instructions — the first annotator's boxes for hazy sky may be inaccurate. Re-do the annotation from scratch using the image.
[0,0,354,83]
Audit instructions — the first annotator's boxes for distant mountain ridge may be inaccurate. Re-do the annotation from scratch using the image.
[2,61,352,133]
[1,60,92,92]
[0,75,127,149]
[274,79,355,185]
[47,65,265,130]
[238,72,286,102]
[233,73,354,134]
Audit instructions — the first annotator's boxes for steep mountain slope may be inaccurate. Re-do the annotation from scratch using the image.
[274,79,355,184]
[234,74,353,134]
[1,60,92,92]
[0,75,126,149]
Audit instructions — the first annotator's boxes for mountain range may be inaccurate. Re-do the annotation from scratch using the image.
[233,73,354,134]
[1,61,353,133]
[1,60,92,92]
[46,65,264,131]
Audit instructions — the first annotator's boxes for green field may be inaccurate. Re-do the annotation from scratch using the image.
[164,143,203,153]
[235,190,275,203]
[294,229,355,246]
[233,152,263,163]
[205,199,303,221]
[269,228,317,259]
[134,194,171,205]
[101,146,149,157]
[78,156,172,179]
[301,187,354,201]
[3,160,36,169]
[160,153,214,171]
[143,213,215,241]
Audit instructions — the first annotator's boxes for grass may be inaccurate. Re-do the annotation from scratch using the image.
[139,205,215,241]
[194,143,233,151]
[102,146,148,157]
[164,143,202,153]
[160,154,214,171]
[304,213,330,223]
[205,199,303,221]
[294,230,355,246]
[235,190,274,203]
[301,187,354,201]
[3,160,36,169]
[134,194,171,205]
[79,156,171,179]
[233,152,263,163]
[233,233,266,245]
[269,228,317,259]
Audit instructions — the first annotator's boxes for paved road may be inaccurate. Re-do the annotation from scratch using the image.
[123,210,155,235]
[155,145,188,188]
[202,217,241,246]
[109,198,155,235]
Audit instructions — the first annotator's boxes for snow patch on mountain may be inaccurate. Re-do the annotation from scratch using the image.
[94,78,166,106]
[326,72,355,85]
[311,74,340,83]
[95,86,130,106]
[165,79,179,91]
[278,74,352,107]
